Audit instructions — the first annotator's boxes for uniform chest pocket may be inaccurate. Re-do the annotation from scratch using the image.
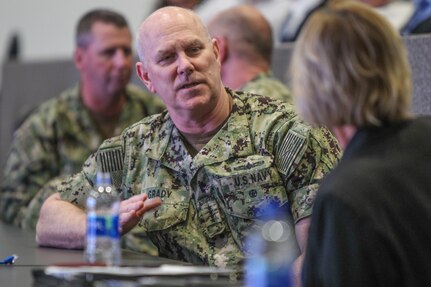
[140,187,191,231]
[215,158,288,219]
[208,157,289,251]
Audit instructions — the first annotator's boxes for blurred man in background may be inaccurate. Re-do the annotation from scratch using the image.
[0,9,164,253]
[208,5,292,103]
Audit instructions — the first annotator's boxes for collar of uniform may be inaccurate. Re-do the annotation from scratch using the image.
[74,83,134,141]
[150,89,254,174]
[193,89,254,167]
[63,84,105,148]
[138,111,174,161]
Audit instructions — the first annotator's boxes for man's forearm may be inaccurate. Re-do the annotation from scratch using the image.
[292,216,311,287]
[36,192,86,249]
[295,216,311,253]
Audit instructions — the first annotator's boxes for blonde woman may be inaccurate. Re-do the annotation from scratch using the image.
[291,1,431,286]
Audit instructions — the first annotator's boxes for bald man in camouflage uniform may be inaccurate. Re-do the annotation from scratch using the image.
[53,88,339,267]
[36,8,340,283]
[208,5,292,103]
[0,9,165,251]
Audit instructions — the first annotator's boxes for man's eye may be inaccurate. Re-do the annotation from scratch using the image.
[101,49,116,57]
[188,46,201,55]
[158,55,174,64]
[123,48,132,56]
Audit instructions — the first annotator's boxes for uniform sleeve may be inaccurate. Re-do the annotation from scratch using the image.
[303,191,400,287]
[58,134,126,209]
[20,176,66,230]
[0,112,60,226]
[273,122,341,222]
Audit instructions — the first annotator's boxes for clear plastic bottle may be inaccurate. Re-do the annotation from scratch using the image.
[245,202,300,287]
[85,171,121,266]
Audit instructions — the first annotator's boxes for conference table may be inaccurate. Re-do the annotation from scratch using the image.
[0,222,242,286]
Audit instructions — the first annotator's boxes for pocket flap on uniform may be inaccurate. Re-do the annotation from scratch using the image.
[141,202,189,231]
[140,186,190,231]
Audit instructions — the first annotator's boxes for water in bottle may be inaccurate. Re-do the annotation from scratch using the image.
[85,171,121,266]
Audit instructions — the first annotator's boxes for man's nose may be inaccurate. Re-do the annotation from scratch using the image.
[177,54,194,76]
[113,49,131,67]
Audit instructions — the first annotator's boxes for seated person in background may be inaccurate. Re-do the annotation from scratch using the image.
[356,0,413,32]
[207,4,292,103]
[279,0,329,43]
[246,0,293,45]
[36,6,340,285]
[402,0,431,35]
[0,9,164,236]
[290,1,431,286]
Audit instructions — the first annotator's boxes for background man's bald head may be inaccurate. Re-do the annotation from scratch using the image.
[207,5,273,63]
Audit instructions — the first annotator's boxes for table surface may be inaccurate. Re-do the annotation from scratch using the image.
[0,222,204,287]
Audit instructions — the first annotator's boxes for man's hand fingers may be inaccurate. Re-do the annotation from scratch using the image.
[136,197,162,217]
[119,201,144,214]
[118,197,162,234]
[119,193,150,214]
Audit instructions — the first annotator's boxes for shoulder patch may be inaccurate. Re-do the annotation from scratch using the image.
[97,146,123,172]
[276,128,307,176]
[96,146,124,191]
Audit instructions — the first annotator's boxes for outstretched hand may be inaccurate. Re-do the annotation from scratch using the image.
[119,193,161,234]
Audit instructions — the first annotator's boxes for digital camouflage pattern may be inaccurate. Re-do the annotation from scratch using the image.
[58,88,341,268]
[0,84,165,232]
[241,71,293,104]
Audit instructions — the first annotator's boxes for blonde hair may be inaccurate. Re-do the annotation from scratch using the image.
[291,1,412,128]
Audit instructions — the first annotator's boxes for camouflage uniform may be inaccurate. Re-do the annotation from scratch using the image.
[0,84,165,231]
[241,71,293,103]
[58,88,341,267]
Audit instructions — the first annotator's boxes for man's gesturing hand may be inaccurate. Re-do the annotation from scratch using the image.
[119,193,161,234]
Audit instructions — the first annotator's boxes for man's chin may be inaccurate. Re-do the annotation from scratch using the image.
[181,95,213,111]
[109,84,128,95]
[111,77,129,90]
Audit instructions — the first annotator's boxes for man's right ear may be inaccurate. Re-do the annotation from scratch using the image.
[214,36,228,64]
[136,62,155,93]
[74,48,84,71]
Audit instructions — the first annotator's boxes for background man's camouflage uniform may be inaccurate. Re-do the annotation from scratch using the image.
[57,88,340,267]
[0,84,164,232]
[241,71,293,104]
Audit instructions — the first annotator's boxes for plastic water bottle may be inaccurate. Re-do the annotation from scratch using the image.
[85,171,121,266]
[245,201,300,287]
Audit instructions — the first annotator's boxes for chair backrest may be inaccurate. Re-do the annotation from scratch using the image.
[403,34,431,116]
[271,42,295,88]
[0,60,79,169]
